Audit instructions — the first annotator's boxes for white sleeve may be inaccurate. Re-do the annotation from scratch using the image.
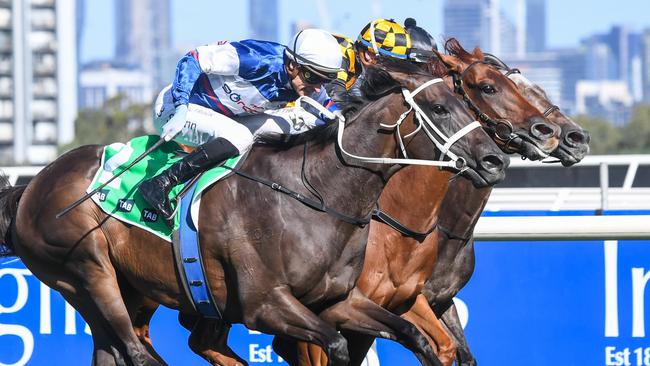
[195,42,240,75]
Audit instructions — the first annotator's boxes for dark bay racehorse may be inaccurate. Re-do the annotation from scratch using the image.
[0,60,507,366]
[125,39,563,366]
[428,54,591,366]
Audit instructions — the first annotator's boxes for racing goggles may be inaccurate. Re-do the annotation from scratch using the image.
[298,64,337,85]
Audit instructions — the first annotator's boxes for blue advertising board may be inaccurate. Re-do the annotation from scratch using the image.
[1,210,649,365]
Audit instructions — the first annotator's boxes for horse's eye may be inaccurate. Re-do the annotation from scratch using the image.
[432,104,448,115]
[480,84,497,94]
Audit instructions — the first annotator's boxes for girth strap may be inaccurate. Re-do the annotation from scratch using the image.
[371,209,437,241]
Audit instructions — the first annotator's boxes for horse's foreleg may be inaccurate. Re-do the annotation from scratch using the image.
[401,294,456,366]
[315,292,442,366]
[61,289,125,366]
[244,286,349,366]
[437,301,477,366]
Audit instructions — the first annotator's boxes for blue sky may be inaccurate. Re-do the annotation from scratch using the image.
[81,0,650,63]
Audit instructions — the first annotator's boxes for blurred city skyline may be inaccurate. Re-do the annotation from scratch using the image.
[81,0,650,63]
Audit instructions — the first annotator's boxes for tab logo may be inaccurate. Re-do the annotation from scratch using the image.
[141,209,158,223]
[95,189,109,202]
[117,199,135,213]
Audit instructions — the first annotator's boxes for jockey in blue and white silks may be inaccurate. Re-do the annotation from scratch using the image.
[139,29,343,222]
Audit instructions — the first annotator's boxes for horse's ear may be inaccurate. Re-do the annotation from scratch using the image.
[434,51,461,73]
[472,47,485,61]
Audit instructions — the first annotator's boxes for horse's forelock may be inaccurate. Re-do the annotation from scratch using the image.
[363,57,434,97]
[361,67,399,98]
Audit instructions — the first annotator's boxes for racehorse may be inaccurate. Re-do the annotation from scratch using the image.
[483,53,590,166]
[274,38,563,366]
[428,53,591,366]
[125,39,562,366]
[0,60,508,366]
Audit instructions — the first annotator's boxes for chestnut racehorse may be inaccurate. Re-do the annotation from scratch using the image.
[279,38,562,366]
[428,53,591,366]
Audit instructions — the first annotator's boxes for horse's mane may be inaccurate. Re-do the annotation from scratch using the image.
[444,37,483,63]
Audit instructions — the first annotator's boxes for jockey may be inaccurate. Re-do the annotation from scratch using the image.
[325,34,362,101]
[403,17,438,64]
[354,18,412,69]
[347,18,412,96]
[138,29,343,220]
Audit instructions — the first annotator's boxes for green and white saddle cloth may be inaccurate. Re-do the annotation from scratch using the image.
[87,135,243,242]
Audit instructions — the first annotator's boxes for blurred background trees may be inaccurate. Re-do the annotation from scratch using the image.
[574,103,650,155]
[59,94,152,154]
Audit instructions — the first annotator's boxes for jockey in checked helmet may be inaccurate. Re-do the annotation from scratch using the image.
[138,29,343,222]
[354,18,412,68]
[403,17,438,64]
[322,19,413,101]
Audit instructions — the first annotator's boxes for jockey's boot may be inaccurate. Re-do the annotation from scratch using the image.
[138,137,240,221]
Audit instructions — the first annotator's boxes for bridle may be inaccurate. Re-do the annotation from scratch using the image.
[450,60,520,153]
[495,62,561,119]
[482,54,564,162]
[335,78,482,170]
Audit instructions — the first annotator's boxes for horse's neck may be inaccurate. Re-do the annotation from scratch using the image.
[437,177,492,239]
[250,98,402,218]
[313,101,403,216]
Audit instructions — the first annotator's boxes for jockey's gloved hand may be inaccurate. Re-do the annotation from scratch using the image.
[317,102,345,125]
[162,104,189,141]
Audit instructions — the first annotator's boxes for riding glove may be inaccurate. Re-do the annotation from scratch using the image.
[162,104,189,141]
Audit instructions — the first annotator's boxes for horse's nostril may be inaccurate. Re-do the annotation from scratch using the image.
[566,130,590,146]
[480,154,506,173]
[531,123,555,138]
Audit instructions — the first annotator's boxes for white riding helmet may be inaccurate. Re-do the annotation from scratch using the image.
[285,29,343,81]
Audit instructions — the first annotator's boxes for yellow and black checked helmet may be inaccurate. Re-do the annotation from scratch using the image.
[333,34,362,90]
[355,18,411,60]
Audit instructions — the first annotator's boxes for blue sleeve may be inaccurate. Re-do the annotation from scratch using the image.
[171,51,202,107]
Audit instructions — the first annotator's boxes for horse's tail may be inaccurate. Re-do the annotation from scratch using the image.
[0,173,26,257]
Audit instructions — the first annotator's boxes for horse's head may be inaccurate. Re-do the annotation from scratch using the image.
[357,58,509,187]
[435,39,561,161]
[482,54,591,166]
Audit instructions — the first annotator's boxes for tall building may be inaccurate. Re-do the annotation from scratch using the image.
[249,0,278,42]
[642,29,650,101]
[443,0,486,50]
[499,9,518,56]
[582,26,644,103]
[443,0,520,56]
[114,0,172,90]
[79,61,153,110]
[525,0,546,53]
[0,0,77,165]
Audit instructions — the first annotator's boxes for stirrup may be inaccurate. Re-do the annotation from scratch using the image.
[165,196,181,223]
